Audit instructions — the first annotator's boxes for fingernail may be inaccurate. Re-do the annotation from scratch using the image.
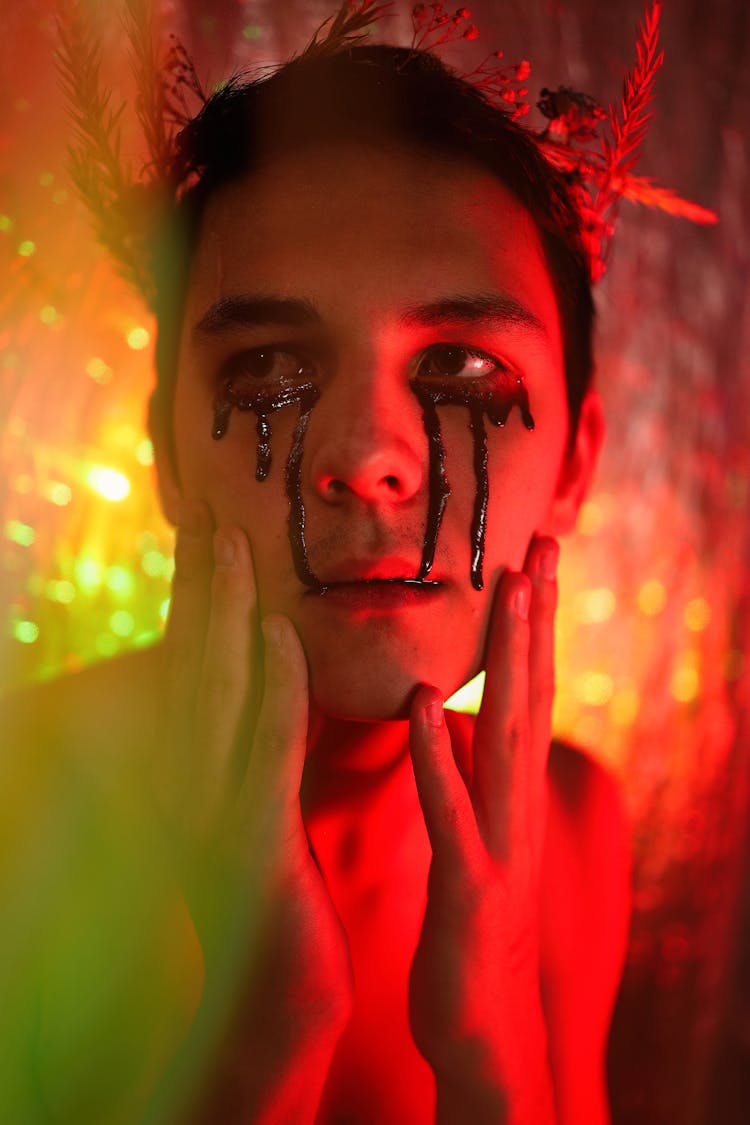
[214,529,235,567]
[425,694,444,727]
[541,542,559,582]
[514,583,530,621]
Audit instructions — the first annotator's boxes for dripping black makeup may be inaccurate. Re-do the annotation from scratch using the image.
[200,290,540,595]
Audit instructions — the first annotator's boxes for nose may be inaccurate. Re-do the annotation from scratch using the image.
[307,371,425,506]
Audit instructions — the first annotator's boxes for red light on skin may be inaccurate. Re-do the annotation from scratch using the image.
[168,141,601,723]
[312,579,444,612]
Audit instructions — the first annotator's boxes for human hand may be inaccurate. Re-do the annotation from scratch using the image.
[408,536,560,1125]
[156,503,352,1123]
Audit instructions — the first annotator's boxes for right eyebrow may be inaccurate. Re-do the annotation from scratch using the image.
[193,294,322,337]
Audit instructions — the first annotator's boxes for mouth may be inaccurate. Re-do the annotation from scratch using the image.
[305,575,443,610]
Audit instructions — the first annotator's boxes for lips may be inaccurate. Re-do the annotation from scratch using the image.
[312,579,442,611]
[313,557,437,585]
[304,557,443,608]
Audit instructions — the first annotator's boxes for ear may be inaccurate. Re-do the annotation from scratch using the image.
[147,391,182,527]
[540,390,606,536]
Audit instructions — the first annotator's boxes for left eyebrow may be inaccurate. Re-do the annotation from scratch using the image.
[397,292,548,339]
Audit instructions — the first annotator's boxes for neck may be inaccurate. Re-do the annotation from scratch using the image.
[302,709,413,818]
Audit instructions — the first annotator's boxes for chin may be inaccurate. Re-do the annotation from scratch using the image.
[307,660,473,723]
[310,671,415,722]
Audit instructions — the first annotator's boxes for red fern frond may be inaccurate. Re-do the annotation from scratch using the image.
[606,1,664,180]
[303,0,394,59]
[615,173,718,223]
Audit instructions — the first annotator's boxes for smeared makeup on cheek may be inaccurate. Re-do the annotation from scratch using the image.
[411,377,535,590]
[211,375,534,592]
[212,379,320,586]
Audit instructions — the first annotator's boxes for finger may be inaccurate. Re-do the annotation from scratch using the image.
[524,536,559,821]
[473,570,531,859]
[192,526,259,823]
[237,613,309,850]
[160,500,213,790]
[409,685,479,868]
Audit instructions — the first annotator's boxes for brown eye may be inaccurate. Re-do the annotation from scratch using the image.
[417,344,506,381]
[226,348,313,383]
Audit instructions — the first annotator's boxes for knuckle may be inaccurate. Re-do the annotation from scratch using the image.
[501,718,527,755]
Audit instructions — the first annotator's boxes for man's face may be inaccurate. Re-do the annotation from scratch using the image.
[168,142,575,720]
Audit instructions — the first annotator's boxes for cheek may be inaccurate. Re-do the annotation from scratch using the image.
[174,389,295,527]
[485,425,567,567]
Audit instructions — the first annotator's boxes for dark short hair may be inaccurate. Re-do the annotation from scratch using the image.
[151,44,594,448]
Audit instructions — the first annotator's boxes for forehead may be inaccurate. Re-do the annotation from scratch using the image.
[184,142,562,358]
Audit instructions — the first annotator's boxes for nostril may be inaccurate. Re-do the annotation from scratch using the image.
[326,478,347,496]
[384,475,399,490]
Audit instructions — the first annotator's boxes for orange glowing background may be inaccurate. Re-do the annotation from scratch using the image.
[1,3,749,1123]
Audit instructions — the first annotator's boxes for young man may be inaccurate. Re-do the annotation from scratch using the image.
[3,33,630,1125]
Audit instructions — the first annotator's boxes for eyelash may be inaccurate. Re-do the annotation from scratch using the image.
[217,342,514,390]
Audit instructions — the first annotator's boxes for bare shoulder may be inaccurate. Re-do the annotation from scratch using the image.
[1,645,163,772]
[543,739,631,967]
[545,741,631,882]
[541,741,631,1112]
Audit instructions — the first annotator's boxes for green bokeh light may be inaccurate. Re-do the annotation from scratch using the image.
[110,610,135,637]
[14,620,40,644]
[106,565,135,600]
[5,520,35,547]
[74,557,104,594]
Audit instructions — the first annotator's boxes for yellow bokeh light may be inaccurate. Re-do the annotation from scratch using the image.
[683,596,711,632]
[611,686,640,727]
[573,587,616,624]
[670,665,700,703]
[86,356,114,385]
[106,565,136,599]
[45,481,72,506]
[17,239,35,257]
[86,466,131,502]
[574,670,614,708]
[135,438,154,466]
[126,326,151,351]
[576,499,605,537]
[46,580,76,605]
[74,557,104,593]
[0,214,12,231]
[142,550,168,578]
[159,597,171,622]
[637,579,667,617]
[39,305,59,326]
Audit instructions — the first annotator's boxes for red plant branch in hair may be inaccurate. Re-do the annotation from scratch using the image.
[411,5,530,118]
[535,2,716,277]
[58,0,716,301]
[304,0,395,58]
